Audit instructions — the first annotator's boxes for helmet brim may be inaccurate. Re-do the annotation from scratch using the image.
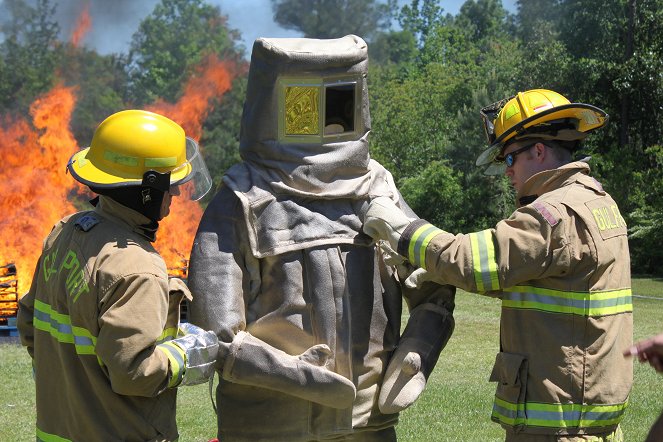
[493,103,608,148]
[476,102,608,175]
[68,137,211,201]
[68,147,192,188]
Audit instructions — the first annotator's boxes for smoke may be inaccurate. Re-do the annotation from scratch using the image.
[0,0,520,57]
[50,0,159,55]
[0,0,303,56]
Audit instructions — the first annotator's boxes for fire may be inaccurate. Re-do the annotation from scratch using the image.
[70,3,91,48]
[1,7,235,299]
[148,54,235,274]
[0,264,18,324]
[0,84,79,294]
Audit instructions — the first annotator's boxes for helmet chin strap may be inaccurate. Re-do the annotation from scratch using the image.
[140,170,171,208]
[142,170,171,192]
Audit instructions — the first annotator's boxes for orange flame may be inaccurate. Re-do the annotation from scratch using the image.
[0,84,79,294]
[70,3,91,48]
[2,30,235,295]
[148,54,235,272]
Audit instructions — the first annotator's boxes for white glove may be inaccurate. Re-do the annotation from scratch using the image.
[379,304,454,413]
[158,322,219,387]
[404,267,445,289]
[222,331,356,409]
[362,197,414,251]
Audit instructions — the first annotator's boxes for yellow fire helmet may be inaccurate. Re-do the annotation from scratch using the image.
[476,89,608,174]
[68,110,212,200]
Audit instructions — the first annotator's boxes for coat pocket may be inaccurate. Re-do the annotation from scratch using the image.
[489,352,528,428]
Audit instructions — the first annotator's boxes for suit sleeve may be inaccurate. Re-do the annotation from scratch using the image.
[188,188,256,359]
[399,203,569,295]
[17,260,41,359]
[95,267,172,397]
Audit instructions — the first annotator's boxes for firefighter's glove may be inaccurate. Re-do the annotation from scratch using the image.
[159,322,219,387]
[362,197,414,252]
[404,267,444,289]
[221,331,356,409]
[379,304,454,414]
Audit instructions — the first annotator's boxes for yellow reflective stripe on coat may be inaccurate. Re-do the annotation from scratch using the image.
[156,326,179,345]
[156,340,186,388]
[37,427,72,442]
[492,397,628,428]
[501,286,633,316]
[469,229,500,292]
[33,299,97,355]
[407,223,444,268]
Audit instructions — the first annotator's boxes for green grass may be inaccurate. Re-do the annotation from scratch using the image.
[3,278,663,441]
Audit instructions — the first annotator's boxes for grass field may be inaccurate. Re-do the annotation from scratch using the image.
[2,276,662,441]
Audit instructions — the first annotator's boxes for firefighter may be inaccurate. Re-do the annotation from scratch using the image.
[187,35,455,441]
[362,89,632,441]
[17,110,219,442]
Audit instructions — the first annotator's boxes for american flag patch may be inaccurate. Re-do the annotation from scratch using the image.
[532,202,559,227]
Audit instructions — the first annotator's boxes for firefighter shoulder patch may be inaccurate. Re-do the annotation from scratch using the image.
[532,202,560,227]
[75,214,100,232]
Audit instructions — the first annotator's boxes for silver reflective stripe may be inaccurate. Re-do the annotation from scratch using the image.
[407,223,444,268]
[492,397,627,428]
[501,286,633,316]
[469,229,500,292]
[33,299,96,356]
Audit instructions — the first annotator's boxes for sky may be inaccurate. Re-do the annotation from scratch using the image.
[0,0,518,56]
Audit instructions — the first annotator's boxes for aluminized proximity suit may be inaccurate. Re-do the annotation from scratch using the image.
[188,35,455,441]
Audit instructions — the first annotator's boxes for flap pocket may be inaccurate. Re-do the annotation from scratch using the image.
[489,352,527,386]
[489,351,529,418]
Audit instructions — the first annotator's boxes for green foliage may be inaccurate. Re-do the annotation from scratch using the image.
[199,75,246,199]
[369,30,418,65]
[399,160,465,230]
[0,0,61,113]
[370,0,520,230]
[126,0,243,105]
[61,49,129,145]
[628,145,663,274]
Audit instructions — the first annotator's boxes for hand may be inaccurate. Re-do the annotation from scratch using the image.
[378,304,454,413]
[362,197,414,251]
[168,323,220,386]
[623,333,663,373]
[404,267,443,289]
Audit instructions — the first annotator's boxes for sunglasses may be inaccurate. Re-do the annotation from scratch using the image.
[497,143,535,167]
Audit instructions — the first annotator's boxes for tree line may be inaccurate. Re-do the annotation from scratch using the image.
[1,0,661,275]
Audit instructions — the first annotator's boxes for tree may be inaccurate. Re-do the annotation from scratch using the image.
[0,0,61,113]
[270,0,395,41]
[398,0,447,48]
[126,0,243,105]
[126,0,247,188]
[369,0,521,230]
[61,49,129,146]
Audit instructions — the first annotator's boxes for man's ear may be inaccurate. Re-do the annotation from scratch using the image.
[534,142,547,162]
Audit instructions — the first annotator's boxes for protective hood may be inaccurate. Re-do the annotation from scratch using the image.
[223,35,397,256]
[229,34,374,199]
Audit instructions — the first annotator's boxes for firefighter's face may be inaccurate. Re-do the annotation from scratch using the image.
[159,185,180,220]
[503,141,539,193]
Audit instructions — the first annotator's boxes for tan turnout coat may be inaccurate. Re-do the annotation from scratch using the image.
[398,162,632,436]
[18,196,186,442]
